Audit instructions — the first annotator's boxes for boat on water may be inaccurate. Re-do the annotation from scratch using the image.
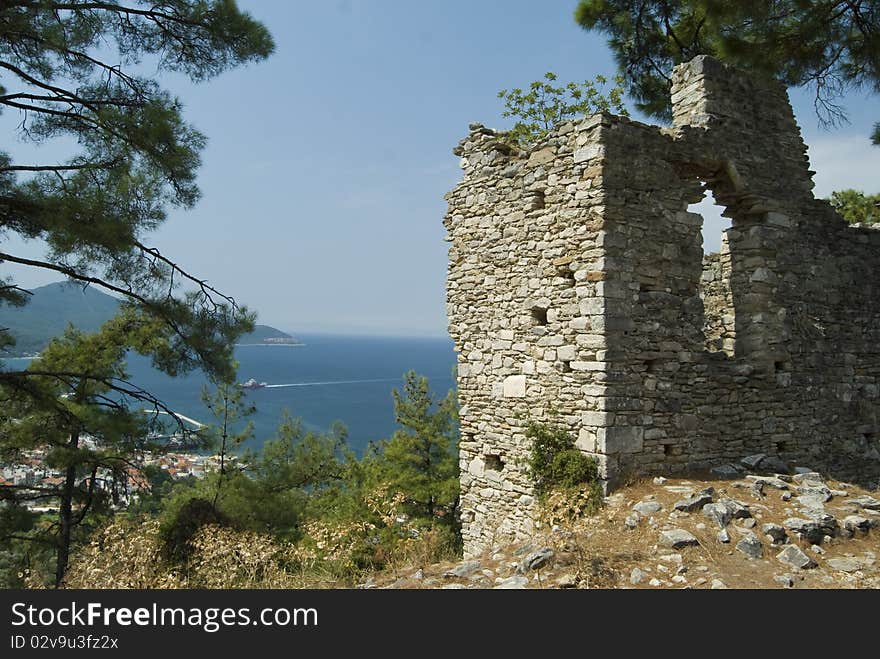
[239,378,268,390]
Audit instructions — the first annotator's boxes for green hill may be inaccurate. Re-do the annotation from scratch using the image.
[0,281,298,357]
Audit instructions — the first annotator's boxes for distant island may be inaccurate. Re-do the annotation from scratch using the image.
[0,281,300,357]
[235,324,302,346]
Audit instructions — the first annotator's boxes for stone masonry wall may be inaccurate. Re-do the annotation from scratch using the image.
[700,244,736,356]
[444,56,880,557]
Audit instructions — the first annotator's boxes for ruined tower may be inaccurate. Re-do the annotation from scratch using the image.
[444,56,880,557]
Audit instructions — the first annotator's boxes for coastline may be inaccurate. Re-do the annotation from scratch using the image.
[234,343,305,347]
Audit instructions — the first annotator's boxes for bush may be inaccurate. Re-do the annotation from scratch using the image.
[64,519,311,589]
[526,420,602,512]
[159,497,232,562]
[498,72,628,146]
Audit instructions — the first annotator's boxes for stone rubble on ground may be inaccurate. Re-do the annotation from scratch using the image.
[369,468,878,590]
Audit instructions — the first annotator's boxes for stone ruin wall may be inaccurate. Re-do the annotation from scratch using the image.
[444,56,880,557]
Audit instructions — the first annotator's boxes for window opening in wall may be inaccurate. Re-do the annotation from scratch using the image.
[775,440,791,453]
[557,264,576,286]
[531,306,548,326]
[644,359,660,374]
[690,185,735,357]
[484,454,504,471]
[774,360,790,374]
[526,189,545,211]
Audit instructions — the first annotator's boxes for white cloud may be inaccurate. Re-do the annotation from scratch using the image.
[807,135,880,197]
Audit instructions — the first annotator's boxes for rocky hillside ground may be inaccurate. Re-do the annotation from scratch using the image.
[361,457,880,589]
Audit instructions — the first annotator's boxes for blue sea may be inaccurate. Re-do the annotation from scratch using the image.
[125,333,457,455]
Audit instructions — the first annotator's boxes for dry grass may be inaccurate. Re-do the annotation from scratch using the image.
[58,473,879,590]
[363,473,880,590]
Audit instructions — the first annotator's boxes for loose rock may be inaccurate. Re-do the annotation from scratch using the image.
[848,495,880,511]
[792,472,825,484]
[783,515,837,544]
[445,560,482,579]
[843,515,875,534]
[674,491,715,512]
[710,464,742,478]
[741,454,766,469]
[735,531,763,559]
[762,523,788,545]
[746,475,789,490]
[776,545,818,570]
[660,529,699,549]
[518,547,554,573]
[703,499,751,528]
[633,501,663,515]
[494,575,529,589]
[630,568,646,585]
[774,574,795,588]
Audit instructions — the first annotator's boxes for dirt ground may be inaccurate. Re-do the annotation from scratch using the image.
[362,469,880,589]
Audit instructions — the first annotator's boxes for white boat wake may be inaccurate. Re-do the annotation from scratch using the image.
[265,378,402,388]
[143,409,206,429]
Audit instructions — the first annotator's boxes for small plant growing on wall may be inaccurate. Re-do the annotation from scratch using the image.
[498,72,628,146]
[526,420,603,520]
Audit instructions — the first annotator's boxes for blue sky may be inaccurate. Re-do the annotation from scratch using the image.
[4,1,879,337]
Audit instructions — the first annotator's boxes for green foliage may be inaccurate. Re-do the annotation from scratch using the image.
[369,371,459,525]
[0,308,218,585]
[0,504,50,587]
[498,71,628,146]
[526,419,601,505]
[574,0,880,135]
[0,0,272,588]
[0,1,271,386]
[873,122,880,146]
[159,497,232,562]
[52,372,463,586]
[159,412,351,544]
[199,377,254,506]
[829,189,880,225]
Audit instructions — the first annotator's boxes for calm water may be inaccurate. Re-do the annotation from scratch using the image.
[125,333,457,455]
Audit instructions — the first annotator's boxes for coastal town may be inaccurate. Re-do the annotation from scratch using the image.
[0,437,223,513]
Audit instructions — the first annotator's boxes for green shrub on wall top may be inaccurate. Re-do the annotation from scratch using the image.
[498,72,628,147]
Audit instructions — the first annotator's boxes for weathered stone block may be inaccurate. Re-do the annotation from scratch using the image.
[600,426,644,454]
[574,144,604,163]
[502,375,526,398]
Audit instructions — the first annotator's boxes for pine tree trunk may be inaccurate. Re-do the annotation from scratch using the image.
[54,431,79,588]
